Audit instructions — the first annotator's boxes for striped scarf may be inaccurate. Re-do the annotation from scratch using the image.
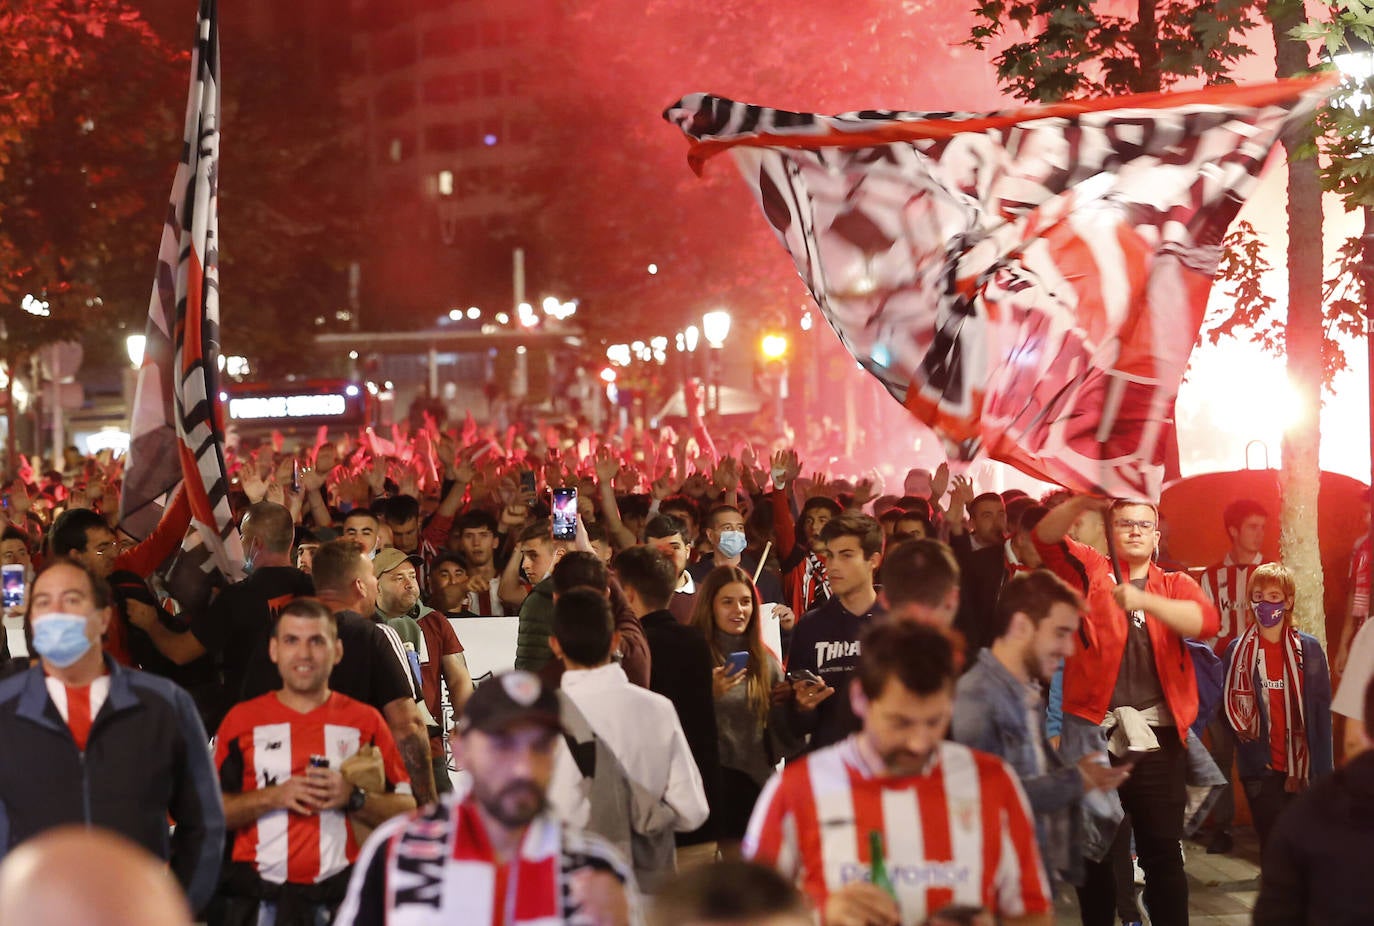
[802,550,830,610]
[1223,624,1309,788]
[369,797,636,926]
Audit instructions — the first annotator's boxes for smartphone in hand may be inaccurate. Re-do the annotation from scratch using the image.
[551,487,578,541]
[1,564,24,610]
[724,651,750,675]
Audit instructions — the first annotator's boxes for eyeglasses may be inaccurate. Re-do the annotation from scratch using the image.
[1112,519,1156,532]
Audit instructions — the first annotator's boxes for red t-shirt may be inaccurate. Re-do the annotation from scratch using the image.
[1260,636,1287,772]
[417,610,464,757]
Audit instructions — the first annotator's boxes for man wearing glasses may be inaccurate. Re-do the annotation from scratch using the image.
[1033,497,1218,926]
[48,500,206,686]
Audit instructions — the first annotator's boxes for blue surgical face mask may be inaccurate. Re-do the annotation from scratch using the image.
[31,613,93,668]
[1253,600,1285,629]
[717,530,748,559]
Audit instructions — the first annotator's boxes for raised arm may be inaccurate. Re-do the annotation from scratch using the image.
[594,452,638,550]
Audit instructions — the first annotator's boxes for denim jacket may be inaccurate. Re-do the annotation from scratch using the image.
[952,649,1083,887]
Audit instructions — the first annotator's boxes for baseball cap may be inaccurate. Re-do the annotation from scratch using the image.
[459,670,562,734]
[373,548,424,578]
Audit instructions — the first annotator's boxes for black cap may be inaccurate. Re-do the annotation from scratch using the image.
[460,670,562,734]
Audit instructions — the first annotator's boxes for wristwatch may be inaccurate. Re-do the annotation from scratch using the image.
[346,786,366,813]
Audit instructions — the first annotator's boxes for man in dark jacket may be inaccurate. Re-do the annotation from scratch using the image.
[514,519,568,672]
[1255,675,1374,925]
[613,545,721,863]
[0,559,224,914]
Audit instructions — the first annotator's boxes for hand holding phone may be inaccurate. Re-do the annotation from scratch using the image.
[1,565,23,611]
[551,487,578,542]
[1077,751,1132,792]
[724,651,750,676]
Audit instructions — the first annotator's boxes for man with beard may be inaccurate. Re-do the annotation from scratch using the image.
[952,571,1128,892]
[335,670,641,925]
[746,622,1051,926]
[212,598,415,924]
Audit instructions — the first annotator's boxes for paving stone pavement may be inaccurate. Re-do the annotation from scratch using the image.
[1054,827,1261,925]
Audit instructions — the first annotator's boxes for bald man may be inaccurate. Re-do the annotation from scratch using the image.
[0,826,192,926]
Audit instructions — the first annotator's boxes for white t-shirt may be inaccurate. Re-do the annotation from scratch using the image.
[1333,618,1374,721]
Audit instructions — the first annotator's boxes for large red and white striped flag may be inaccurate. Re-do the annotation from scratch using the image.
[121,0,241,586]
[665,79,1331,499]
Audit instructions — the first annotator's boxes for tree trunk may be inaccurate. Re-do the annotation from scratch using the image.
[1272,0,1326,643]
[1132,0,1162,93]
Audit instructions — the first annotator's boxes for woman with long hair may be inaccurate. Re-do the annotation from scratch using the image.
[690,565,793,850]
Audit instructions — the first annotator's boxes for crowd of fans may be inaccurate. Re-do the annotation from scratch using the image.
[0,417,1370,925]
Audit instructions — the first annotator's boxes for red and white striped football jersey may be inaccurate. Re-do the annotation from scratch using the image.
[745,738,1050,923]
[214,691,412,885]
[1200,553,1264,655]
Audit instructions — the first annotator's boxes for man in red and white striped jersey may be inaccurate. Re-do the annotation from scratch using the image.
[1197,498,1267,856]
[213,597,416,924]
[746,621,1052,926]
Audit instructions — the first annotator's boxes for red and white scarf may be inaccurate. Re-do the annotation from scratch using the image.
[354,796,636,926]
[1223,624,1309,788]
[802,550,830,610]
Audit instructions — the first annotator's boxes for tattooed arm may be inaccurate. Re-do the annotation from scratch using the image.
[382,698,438,806]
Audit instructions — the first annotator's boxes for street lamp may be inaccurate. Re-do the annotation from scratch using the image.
[1334,34,1374,594]
[701,310,732,414]
[125,334,146,369]
[702,310,731,348]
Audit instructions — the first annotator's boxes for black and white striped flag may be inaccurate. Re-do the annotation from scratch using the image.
[121,0,241,592]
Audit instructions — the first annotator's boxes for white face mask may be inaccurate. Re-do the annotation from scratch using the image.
[31,613,93,668]
[716,531,748,558]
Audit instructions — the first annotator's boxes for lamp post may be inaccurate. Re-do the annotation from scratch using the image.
[761,331,789,426]
[702,310,731,414]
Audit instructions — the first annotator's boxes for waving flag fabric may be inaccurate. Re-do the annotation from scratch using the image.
[665,78,1331,499]
[121,0,242,584]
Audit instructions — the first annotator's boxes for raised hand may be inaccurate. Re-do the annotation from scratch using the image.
[930,461,950,501]
[806,471,837,500]
[593,449,620,486]
[299,467,326,494]
[948,473,975,510]
[852,476,879,508]
[364,457,386,494]
[398,464,420,500]
[650,467,676,501]
[770,449,801,487]
[314,443,338,473]
[240,467,267,505]
[264,480,286,506]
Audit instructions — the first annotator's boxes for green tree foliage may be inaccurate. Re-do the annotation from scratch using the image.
[966,0,1263,100]
[0,2,179,358]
